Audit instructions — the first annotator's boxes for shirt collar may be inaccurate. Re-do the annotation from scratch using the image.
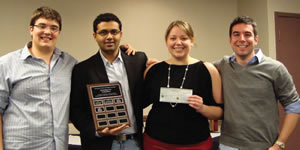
[20,42,32,60]
[229,48,263,64]
[99,49,123,66]
[20,41,64,60]
[255,48,263,62]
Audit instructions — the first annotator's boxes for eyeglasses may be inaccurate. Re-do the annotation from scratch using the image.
[33,24,60,33]
[97,29,121,36]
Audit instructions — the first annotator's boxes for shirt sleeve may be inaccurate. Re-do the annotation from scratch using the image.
[285,100,300,114]
[0,63,9,114]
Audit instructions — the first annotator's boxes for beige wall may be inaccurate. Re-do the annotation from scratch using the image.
[237,0,269,55]
[1,0,300,136]
[0,0,236,62]
[236,0,300,59]
[1,0,300,115]
[1,0,300,61]
[230,0,300,59]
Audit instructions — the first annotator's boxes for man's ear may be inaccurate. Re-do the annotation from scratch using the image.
[255,35,259,42]
[119,31,123,38]
[93,33,97,39]
[254,35,259,46]
[29,26,34,37]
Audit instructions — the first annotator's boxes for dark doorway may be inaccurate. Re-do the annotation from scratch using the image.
[275,12,300,150]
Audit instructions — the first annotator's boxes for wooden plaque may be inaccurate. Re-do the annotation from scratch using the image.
[86,82,130,131]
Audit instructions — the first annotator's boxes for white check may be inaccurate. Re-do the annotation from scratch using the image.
[159,87,192,104]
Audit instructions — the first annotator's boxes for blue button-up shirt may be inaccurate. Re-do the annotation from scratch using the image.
[0,42,77,150]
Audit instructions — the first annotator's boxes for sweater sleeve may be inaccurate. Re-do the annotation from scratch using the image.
[274,62,300,107]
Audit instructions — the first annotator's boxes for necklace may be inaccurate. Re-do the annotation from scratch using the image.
[167,64,189,108]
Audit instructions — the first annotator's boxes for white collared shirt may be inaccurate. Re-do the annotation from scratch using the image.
[99,50,137,135]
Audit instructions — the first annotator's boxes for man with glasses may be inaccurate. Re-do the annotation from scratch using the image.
[70,13,147,150]
[0,6,77,149]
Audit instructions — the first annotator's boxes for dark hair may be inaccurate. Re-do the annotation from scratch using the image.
[30,6,62,31]
[229,16,258,37]
[165,20,194,42]
[93,13,122,33]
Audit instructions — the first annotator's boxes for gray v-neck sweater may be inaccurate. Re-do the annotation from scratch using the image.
[215,55,299,149]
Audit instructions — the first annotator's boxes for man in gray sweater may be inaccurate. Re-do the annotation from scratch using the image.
[215,16,300,150]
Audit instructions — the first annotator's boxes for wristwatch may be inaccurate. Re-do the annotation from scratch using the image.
[275,140,285,149]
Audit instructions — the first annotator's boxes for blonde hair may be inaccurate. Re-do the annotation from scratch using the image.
[165,20,194,41]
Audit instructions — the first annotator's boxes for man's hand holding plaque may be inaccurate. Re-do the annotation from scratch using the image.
[96,124,129,136]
